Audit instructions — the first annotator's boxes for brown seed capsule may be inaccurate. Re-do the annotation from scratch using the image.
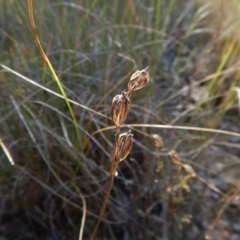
[111,91,131,127]
[168,150,182,166]
[151,134,164,148]
[128,66,150,93]
[182,164,197,178]
[117,130,133,162]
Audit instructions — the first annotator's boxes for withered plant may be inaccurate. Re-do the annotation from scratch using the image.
[90,67,150,240]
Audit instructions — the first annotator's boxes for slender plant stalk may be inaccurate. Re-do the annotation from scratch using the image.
[90,67,150,240]
[27,0,80,142]
[90,127,122,240]
[90,139,118,240]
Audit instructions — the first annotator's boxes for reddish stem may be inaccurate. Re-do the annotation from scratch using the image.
[90,127,120,240]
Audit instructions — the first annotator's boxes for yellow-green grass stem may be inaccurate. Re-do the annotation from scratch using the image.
[27,0,80,144]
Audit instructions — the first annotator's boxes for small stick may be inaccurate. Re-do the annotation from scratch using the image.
[90,141,118,240]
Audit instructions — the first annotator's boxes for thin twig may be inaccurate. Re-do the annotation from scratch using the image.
[90,141,118,240]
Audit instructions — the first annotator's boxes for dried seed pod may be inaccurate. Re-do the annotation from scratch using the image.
[182,164,196,178]
[117,130,133,162]
[111,91,131,127]
[168,150,182,166]
[128,66,150,93]
[151,134,164,148]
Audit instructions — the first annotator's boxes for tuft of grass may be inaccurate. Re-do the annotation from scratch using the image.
[0,0,240,239]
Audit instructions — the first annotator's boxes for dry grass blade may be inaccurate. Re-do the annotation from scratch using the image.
[0,64,108,119]
[0,138,15,165]
[2,1,240,239]
[78,194,87,240]
[10,96,36,144]
[92,123,240,138]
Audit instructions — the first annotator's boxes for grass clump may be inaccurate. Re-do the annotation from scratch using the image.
[0,0,240,240]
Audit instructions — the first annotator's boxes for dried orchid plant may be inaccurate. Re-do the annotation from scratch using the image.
[90,67,150,240]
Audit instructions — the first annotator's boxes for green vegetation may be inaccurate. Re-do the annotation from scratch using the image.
[0,0,240,239]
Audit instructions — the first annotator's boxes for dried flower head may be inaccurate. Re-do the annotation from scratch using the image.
[182,164,196,178]
[128,66,150,93]
[151,134,164,148]
[117,130,133,162]
[168,150,182,166]
[111,91,131,127]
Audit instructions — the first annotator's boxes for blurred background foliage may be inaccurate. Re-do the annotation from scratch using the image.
[0,0,240,239]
